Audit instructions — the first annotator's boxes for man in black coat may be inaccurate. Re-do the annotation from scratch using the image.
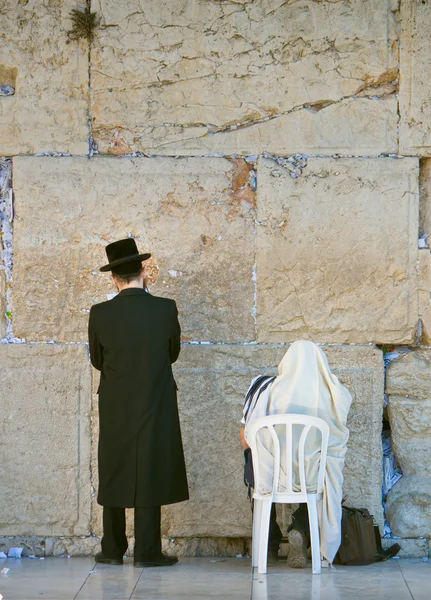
[88,238,189,567]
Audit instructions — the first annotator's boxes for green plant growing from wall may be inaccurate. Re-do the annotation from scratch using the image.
[68,7,98,43]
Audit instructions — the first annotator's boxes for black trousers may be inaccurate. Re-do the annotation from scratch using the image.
[101,506,162,560]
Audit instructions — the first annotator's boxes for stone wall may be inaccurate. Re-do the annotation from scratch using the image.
[0,0,430,558]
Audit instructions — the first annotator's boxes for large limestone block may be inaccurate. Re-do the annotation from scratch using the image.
[387,349,431,400]
[0,1,88,155]
[91,0,398,156]
[386,350,431,476]
[399,1,431,156]
[386,475,431,539]
[160,344,383,538]
[12,156,255,343]
[256,157,419,344]
[387,395,431,476]
[0,266,5,339]
[419,250,431,316]
[0,343,91,536]
[420,159,431,240]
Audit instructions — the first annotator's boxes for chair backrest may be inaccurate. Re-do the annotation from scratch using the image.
[245,414,330,498]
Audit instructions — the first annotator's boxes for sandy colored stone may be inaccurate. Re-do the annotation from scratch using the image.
[96,97,398,158]
[159,344,383,538]
[386,350,431,479]
[422,303,431,346]
[420,159,431,240]
[381,536,429,559]
[0,266,5,339]
[91,0,398,156]
[386,475,431,539]
[399,1,431,156]
[387,395,431,476]
[0,534,250,557]
[0,343,91,536]
[419,250,431,318]
[0,1,88,155]
[256,157,419,345]
[12,156,255,343]
[387,350,431,400]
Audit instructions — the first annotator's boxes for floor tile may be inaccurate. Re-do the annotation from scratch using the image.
[0,557,94,600]
[252,561,415,600]
[130,558,251,599]
[75,562,142,600]
[398,558,431,600]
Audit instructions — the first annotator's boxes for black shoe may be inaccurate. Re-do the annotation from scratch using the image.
[134,554,178,568]
[95,551,123,566]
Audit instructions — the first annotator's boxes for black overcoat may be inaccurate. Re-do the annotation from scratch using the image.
[88,288,189,508]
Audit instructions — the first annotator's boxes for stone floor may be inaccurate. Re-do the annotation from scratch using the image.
[0,556,429,600]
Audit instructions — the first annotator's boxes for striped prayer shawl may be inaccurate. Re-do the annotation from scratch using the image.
[242,375,275,425]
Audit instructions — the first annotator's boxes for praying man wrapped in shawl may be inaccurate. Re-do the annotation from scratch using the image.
[242,340,352,564]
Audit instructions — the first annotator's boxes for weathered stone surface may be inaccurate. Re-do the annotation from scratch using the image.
[381,535,429,559]
[387,350,431,400]
[387,350,431,478]
[419,159,431,240]
[161,536,248,558]
[0,534,249,558]
[422,303,431,346]
[0,266,5,339]
[0,344,91,536]
[12,156,255,343]
[92,0,398,156]
[399,1,431,156]
[386,475,431,539]
[256,157,419,344]
[0,1,88,155]
[159,344,383,538]
[387,395,431,476]
[419,250,431,318]
[386,350,431,537]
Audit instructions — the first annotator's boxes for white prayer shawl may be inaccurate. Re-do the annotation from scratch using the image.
[245,340,352,564]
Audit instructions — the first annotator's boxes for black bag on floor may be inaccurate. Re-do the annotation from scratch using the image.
[334,506,400,566]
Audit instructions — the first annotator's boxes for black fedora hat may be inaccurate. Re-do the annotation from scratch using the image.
[100,238,151,275]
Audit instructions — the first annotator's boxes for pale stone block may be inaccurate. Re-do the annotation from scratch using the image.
[419,250,431,317]
[12,156,255,343]
[386,350,431,537]
[0,266,5,339]
[422,303,431,346]
[256,157,419,344]
[419,159,431,240]
[160,344,383,538]
[0,1,88,155]
[92,0,398,156]
[0,343,91,536]
[386,475,431,539]
[95,97,398,158]
[387,349,431,400]
[382,535,429,559]
[161,537,247,558]
[387,395,431,476]
[399,1,431,156]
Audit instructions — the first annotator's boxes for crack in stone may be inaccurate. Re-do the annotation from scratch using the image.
[119,75,398,153]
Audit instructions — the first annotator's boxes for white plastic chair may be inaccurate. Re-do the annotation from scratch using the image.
[245,414,330,575]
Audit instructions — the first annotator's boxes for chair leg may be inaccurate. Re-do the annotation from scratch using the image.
[257,501,272,574]
[252,499,262,568]
[307,495,321,575]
